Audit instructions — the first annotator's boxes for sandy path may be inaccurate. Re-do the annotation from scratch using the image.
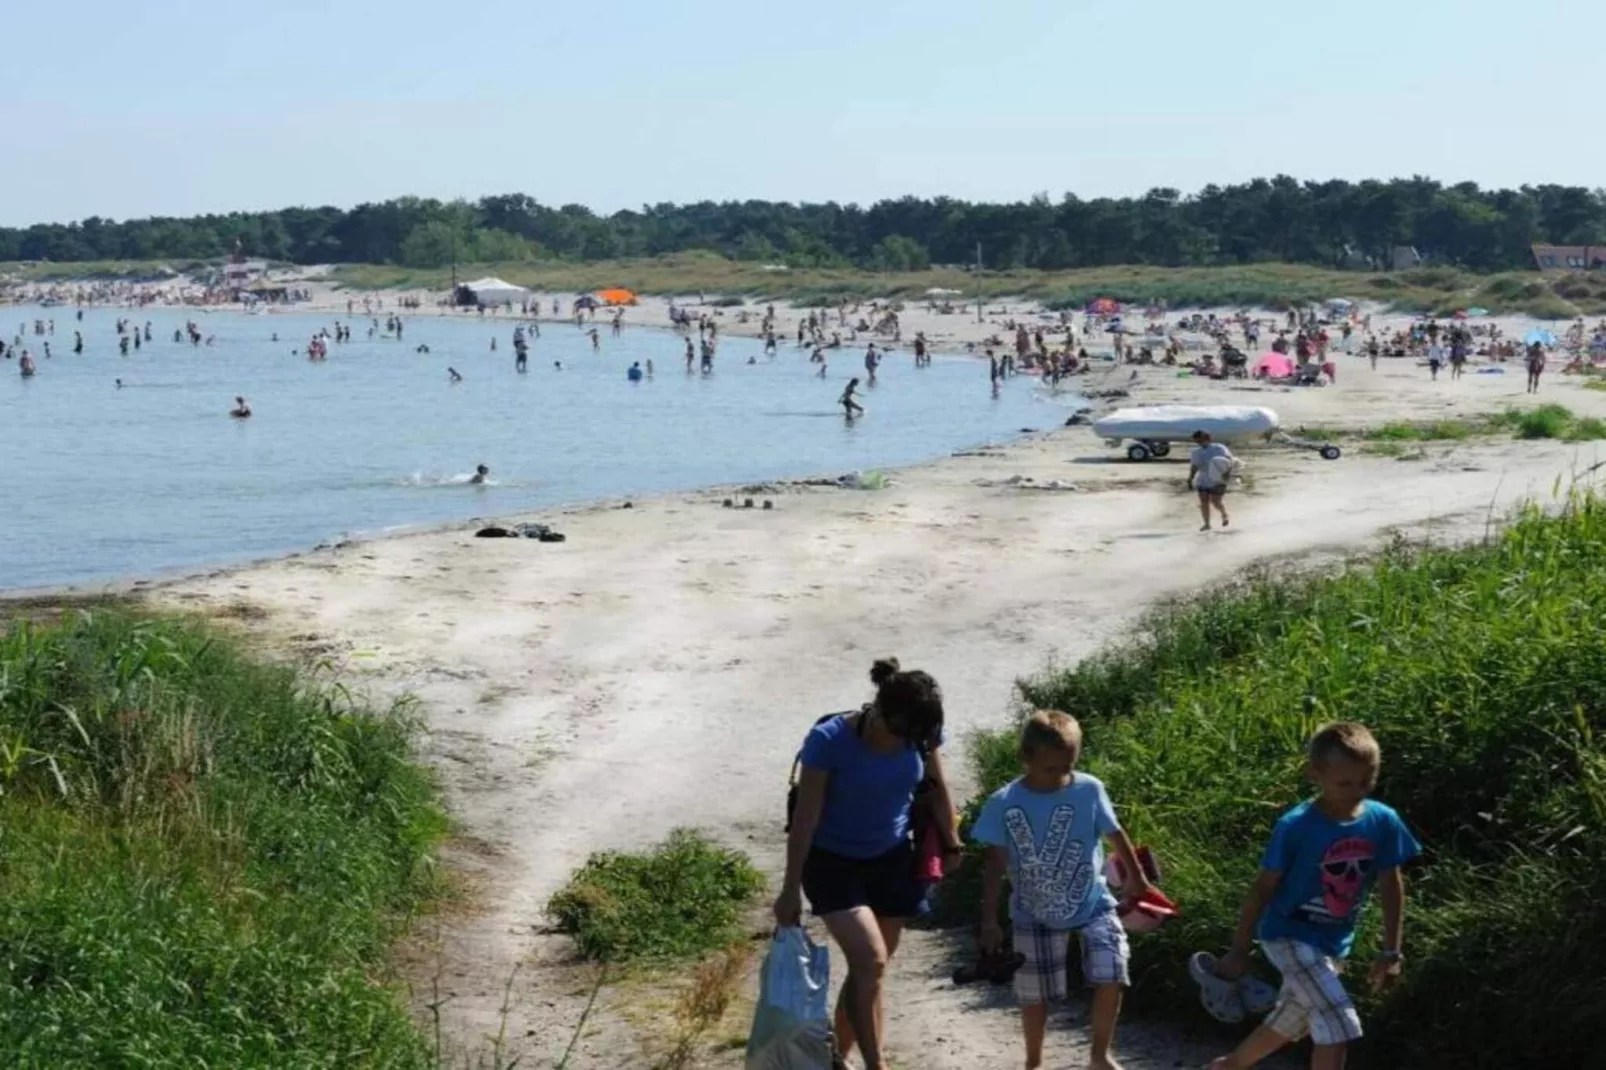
[148,348,1606,1068]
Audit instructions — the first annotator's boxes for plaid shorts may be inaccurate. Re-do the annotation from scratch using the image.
[1260,939,1363,1046]
[1013,911,1130,1004]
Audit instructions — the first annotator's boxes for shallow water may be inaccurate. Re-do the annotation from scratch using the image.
[0,305,1074,590]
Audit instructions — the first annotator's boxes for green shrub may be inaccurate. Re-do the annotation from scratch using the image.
[1513,403,1580,439]
[1566,416,1606,441]
[958,497,1606,1067]
[0,611,446,1068]
[549,830,764,964]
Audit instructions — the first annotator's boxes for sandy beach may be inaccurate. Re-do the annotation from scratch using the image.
[126,291,1606,1069]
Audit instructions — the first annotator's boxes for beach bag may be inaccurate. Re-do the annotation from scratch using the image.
[745,927,833,1070]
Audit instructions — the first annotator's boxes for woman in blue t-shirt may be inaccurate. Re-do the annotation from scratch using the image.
[773,658,961,1070]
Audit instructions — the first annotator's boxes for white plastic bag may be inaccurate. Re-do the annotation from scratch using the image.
[745,927,832,1070]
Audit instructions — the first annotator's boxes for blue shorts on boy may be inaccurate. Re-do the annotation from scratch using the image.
[1255,799,1422,1044]
[971,774,1128,1002]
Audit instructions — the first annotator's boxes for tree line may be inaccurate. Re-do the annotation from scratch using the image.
[4,177,1604,274]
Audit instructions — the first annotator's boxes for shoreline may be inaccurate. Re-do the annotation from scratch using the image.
[0,425,1069,602]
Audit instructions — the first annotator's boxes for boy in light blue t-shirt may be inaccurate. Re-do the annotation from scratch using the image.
[972,710,1154,1070]
[1207,722,1421,1070]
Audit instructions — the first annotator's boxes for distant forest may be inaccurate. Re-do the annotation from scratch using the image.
[4,177,1603,274]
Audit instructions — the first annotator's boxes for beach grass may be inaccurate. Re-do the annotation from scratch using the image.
[12,256,1604,317]
[323,258,1605,317]
[1365,419,1479,442]
[950,494,1606,1068]
[1304,407,1604,448]
[548,830,764,964]
[1486,403,1606,441]
[0,610,446,1069]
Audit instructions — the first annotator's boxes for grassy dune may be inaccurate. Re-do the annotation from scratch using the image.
[0,611,446,1068]
[329,256,1606,317]
[9,255,1606,316]
[956,494,1606,1068]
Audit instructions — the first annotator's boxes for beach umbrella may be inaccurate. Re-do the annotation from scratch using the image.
[597,288,637,306]
[1466,307,1489,317]
[1524,328,1558,346]
[1252,352,1296,378]
[1087,297,1121,315]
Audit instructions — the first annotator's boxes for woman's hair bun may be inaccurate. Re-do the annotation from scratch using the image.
[869,657,901,686]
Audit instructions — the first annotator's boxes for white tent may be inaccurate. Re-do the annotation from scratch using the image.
[461,277,530,306]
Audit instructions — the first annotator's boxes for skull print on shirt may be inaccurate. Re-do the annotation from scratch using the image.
[1292,835,1375,926]
[1003,803,1093,928]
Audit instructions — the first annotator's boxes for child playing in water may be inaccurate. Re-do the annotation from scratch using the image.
[1203,723,1420,1070]
[840,377,863,417]
[973,711,1153,1070]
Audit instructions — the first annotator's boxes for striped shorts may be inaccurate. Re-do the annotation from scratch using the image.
[1014,911,1130,1004]
[1260,938,1363,1046]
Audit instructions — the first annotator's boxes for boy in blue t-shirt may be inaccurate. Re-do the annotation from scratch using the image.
[972,711,1154,1070]
[1207,722,1421,1070]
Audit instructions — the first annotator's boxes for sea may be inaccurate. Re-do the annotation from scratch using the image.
[0,304,1076,591]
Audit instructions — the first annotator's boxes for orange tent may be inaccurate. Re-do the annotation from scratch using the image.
[597,288,637,306]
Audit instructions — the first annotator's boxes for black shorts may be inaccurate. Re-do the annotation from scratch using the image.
[802,841,921,918]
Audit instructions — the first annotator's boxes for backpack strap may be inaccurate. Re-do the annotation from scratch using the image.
[784,710,859,833]
[788,710,858,788]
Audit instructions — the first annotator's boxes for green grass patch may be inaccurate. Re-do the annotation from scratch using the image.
[0,610,446,1068]
[1365,420,1478,442]
[955,495,1606,1067]
[1488,403,1606,441]
[548,830,764,964]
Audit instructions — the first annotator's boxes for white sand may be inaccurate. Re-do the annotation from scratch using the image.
[141,293,1606,1068]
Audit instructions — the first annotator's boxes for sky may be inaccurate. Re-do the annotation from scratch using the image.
[2,0,1601,226]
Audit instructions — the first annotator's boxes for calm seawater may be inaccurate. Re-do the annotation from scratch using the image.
[1,305,1072,591]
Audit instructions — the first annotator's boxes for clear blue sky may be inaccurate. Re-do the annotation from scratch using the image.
[2,0,1600,226]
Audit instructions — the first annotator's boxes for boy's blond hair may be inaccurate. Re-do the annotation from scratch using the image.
[1020,709,1082,759]
[1307,721,1381,769]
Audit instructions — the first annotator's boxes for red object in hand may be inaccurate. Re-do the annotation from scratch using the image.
[1107,846,1180,934]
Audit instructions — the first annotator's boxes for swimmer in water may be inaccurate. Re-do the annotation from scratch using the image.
[469,464,490,485]
[448,367,463,383]
[840,377,864,418]
[230,396,252,418]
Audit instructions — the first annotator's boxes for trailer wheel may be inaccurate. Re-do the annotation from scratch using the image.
[1127,443,1152,462]
[1150,441,1171,458]
[1320,445,1342,460]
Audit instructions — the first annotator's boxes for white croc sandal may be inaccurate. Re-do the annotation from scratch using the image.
[1240,975,1280,1016]
[1188,952,1247,1024]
